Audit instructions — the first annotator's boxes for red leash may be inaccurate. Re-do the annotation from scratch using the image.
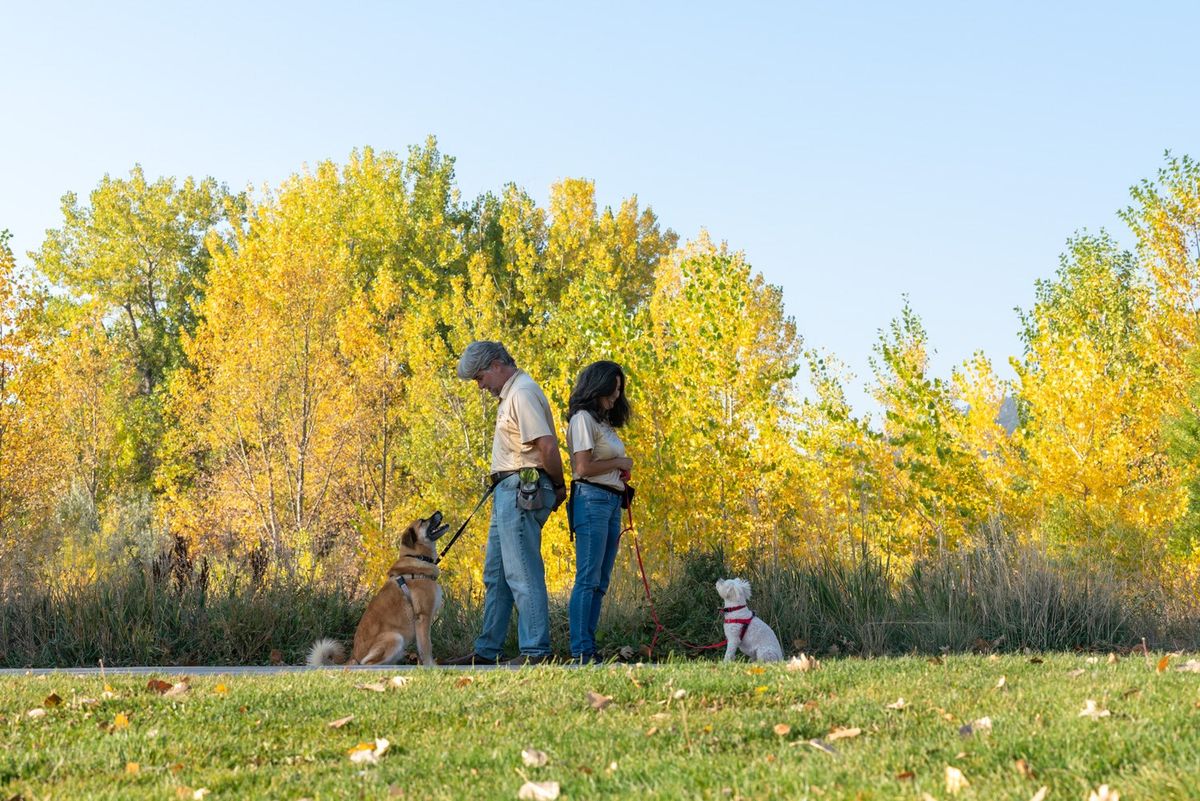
[623,501,728,655]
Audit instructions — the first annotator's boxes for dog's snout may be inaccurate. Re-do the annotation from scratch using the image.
[426,510,449,541]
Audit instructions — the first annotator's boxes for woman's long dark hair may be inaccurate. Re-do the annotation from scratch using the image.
[567,360,630,428]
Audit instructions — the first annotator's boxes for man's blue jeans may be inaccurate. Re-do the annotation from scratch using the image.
[474,474,555,658]
[568,482,623,657]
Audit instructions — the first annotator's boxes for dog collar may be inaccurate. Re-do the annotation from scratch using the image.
[411,554,437,565]
[721,604,747,614]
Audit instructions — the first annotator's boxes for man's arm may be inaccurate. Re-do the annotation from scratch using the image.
[533,434,568,511]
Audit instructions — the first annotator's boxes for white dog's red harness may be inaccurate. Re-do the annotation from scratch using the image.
[722,605,754,639]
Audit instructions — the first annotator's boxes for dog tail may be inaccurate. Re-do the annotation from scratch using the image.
[307,638,347,667]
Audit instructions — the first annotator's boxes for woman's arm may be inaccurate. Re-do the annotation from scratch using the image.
[572,449,633,479]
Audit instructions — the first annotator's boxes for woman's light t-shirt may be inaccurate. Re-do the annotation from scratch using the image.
[566,410,626,491]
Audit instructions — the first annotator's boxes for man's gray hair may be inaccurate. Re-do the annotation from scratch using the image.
[456,340,516,380]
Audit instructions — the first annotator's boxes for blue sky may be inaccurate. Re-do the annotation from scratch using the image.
[3,1,1198,417]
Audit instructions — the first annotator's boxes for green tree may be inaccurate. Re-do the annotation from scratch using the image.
[33,167,229,484]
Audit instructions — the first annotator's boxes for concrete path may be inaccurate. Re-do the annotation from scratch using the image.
[0,663,610,677]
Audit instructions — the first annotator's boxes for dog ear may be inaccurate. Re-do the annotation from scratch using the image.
[400,524,417,549]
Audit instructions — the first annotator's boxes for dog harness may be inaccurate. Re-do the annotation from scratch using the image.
[722,604,754,640]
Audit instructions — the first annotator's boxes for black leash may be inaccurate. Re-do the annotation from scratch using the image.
[437,483,497,563]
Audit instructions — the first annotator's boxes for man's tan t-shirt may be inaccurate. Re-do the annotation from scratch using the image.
[491,370,556,472]
[566,410,626,491]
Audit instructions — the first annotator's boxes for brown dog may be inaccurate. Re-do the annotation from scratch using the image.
[307,512,448,667]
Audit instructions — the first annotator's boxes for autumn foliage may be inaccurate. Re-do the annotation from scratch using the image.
[4,143,1200,599]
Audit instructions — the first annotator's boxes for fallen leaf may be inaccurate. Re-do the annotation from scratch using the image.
[995,676,1007,690]
[1086,656,1099,665]
[164,681,190,698]
[1029,656,1044,664]
[807,738,837,755]
[455,676,474,688]
[42,693,62,708]
[672,689,687,700]
[1030,788,1048,801]
[521,748,548,767]
[946,765,969,794]
[147,679,173,694]
[1107,652,1119,665]
[886,698,907,710]
[897,770,914,780]
[125,762,140,775]
[1067,668,1086,678]
[773,723,791,736]
[787,653,819,672]
[390,676,410,688]
[644,725,658,736]
[517,780,560,800]
[587,691,612,710]
[1088,785,1120,801]
[213,684,229,696]
[747,666,766,675]
[192,791,210,801]
[26,708,46,720]
[1078,699,1110,720]
[959,716,992,736]
[754,685,769,694]
[619,646,635,660]
[327,715,355,729]
[1177,659,1200,673]
[113,712,130,730]
[269,649,283,665]
[348,738,390,764]
[827,726,861,741]
[1157,655,1170,673]
[356,682,389,693]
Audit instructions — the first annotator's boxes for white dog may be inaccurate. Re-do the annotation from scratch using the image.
[716,578,783,662]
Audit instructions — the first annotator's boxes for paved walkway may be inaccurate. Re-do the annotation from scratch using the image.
[0,663,610,677]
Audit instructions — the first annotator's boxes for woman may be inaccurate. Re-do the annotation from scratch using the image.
[565,360,633,664]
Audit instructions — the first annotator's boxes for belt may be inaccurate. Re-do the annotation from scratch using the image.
[489,468,547,486]
[571,479,624,497]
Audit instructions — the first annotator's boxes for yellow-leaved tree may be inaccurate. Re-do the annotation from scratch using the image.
[1013,233,1182,570]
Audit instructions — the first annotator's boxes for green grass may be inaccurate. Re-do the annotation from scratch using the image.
[3,654,1199,799]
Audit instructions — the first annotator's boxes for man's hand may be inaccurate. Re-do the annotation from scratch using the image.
[531,434,568,512]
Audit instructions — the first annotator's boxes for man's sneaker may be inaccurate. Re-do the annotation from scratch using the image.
[440,652,498,666]
[569,653,601,665]
[502,653,556,667]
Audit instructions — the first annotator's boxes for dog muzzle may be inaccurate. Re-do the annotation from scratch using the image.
[426,511,449,541]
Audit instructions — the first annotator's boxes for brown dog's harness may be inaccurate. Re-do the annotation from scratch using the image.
[392,554,438,594]
[722,604,754,640]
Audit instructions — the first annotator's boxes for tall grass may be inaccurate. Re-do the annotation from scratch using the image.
[2,542,1195,667]
[603,541,1191,658]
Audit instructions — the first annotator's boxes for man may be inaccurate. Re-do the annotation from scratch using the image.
[444,341,567,666]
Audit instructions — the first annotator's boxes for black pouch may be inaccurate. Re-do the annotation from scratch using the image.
[622,482,635,509]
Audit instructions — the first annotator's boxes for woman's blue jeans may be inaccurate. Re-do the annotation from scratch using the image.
[568,482,624,657]
[474,474,555,659]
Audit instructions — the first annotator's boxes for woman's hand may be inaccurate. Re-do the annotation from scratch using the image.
[615,456,633,473]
